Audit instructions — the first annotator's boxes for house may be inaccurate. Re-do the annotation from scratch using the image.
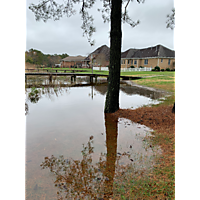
[61,44,175,70]
[121,44,175,70]
[61,55,87,68]
[84,45,110,67]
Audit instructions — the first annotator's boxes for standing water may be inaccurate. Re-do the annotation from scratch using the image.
[25,76,163,199]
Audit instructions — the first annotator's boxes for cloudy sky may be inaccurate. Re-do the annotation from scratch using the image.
[26,0,174,56]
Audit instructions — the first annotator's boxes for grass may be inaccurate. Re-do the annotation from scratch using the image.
[113,72,175,199]
[118,132,175,199]
[113,105,175,199]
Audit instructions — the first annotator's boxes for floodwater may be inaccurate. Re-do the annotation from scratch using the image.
[25,76,163,199]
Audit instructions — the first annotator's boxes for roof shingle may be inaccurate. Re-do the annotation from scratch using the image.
[121,44,175,59]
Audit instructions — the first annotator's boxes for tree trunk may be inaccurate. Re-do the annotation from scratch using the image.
[104,0,122,113]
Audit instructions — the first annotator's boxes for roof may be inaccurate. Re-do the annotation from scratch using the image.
[121,44,175,59]
[85,45,110,61]
[62,56,86,62]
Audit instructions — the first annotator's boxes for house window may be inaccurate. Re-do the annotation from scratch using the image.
[168,59,171,65]
[161,59,163,63]
[127,59,132,65]
[121,60,125,64]
[134,60,137,65]
[144,59,148,65]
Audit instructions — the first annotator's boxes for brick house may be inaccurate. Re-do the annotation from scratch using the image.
[121,44,175,70]
[61,56,88,68]
[84,45,110,67]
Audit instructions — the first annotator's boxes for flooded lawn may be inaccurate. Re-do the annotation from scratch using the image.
[25,76,164,199]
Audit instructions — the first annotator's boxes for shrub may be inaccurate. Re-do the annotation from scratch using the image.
[161,69,164,71]
[130,65,135,68]
[151,69,155,71]
[171,69,175,71]
[166,68,170,71]
[154,66,160,71]
[139,66,144,68]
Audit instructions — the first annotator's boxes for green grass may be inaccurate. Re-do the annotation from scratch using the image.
[113,128,175,199]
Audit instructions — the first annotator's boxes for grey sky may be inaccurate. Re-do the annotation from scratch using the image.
[26,0,174,56]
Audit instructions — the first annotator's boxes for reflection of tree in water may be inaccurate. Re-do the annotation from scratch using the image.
[28,87,41,103]
[40,114,118,199]
[41,137,105,199]
[41,86,67,100]
[40,114,157,199]
[26,86,68,103]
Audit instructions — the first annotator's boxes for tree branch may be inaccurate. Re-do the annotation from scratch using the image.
[124,0,130,18]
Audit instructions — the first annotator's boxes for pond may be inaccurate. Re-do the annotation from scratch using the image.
[25,76,164,199]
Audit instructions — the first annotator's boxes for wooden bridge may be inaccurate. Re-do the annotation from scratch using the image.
[25,72,142,83]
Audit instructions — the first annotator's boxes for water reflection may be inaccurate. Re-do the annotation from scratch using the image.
[103,113,118,199]
[39,114,159,199]
[25,76,163,199]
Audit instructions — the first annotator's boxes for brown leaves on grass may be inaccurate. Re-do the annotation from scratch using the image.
[112,105,175,199]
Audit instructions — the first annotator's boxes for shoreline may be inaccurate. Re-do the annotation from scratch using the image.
[111,100,175,198]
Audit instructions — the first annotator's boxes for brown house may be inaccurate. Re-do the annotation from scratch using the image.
[61,56,87,68]
[85,45,110,67]
[121,44,175,70]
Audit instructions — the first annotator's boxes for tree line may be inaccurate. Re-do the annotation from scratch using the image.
[25,48,69,67]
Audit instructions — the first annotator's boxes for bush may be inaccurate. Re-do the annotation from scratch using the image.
[130,65,135,68]
[171,69,175,71]
[139,66,144,68]
[154,66,160,71]
[166,68,170,71]
[161,69,164,71]
[151,69,155,71]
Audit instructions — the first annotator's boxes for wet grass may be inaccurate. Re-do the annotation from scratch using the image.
[113,129,175,199]
[114,105,175,199]
[133,72,175,106]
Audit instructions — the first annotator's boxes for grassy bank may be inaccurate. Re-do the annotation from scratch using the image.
[133,72,175,106]
[113,72,175,199]
[113,105,175,199]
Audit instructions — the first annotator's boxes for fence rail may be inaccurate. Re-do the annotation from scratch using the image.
[93,67,152,72]
[121,67,152,72]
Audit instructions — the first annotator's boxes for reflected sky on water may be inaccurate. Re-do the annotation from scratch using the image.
[25,77,162,199]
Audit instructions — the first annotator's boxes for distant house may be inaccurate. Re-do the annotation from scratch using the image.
[121,44,175,70]
[61,56,87,68]
[61,44,175,70]
[85,45,110,67]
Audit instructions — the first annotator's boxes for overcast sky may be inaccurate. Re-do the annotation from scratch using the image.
[26,0,174,56]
